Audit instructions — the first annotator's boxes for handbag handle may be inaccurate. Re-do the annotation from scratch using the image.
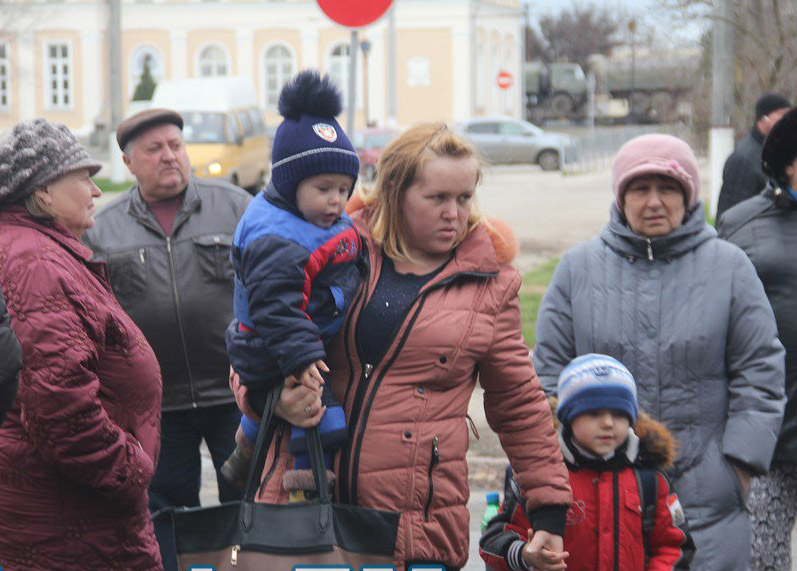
[242,385,331,505]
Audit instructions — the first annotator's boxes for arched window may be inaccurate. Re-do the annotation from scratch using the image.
[263,44,295,110]
[128,45,163,99]
[198,44,229,77]
[328,43,350,107]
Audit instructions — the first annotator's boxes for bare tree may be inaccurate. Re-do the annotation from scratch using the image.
[664,0,797,137]
[532,6,621,70]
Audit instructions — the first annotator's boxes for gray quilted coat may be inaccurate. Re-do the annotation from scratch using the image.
[535,203,786,571]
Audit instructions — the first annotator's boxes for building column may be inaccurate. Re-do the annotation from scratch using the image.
[16,31,35,122]
[365,27,386,127]
[169,30,187,79]
[452,14,472,122]
[300,27,319,70]
[235,28,253,79]
[80,29,102,134]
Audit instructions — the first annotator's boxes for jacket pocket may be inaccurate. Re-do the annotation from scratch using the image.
[107,249,148,305]
[424,435,440,522]
[193,234,234,282]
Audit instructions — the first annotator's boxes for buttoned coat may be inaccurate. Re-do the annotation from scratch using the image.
[259,207,572,570]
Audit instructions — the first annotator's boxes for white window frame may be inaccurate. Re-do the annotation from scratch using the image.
[327,42,362,110]
[0,42,10,112]
[128,44,164,98]
[44,40,74,111]
[262,42,296,111]
[196,42,230,78]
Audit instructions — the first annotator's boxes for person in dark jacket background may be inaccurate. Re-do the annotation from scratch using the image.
[719,106,797,571]
[0,289,21,428]
[0,118,162,569]
[83,108,251,571]
[716,93,790,222]
[535,134,785,571]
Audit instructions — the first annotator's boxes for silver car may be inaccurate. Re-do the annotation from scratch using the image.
[455,117,574,170]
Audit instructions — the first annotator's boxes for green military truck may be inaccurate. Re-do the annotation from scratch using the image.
[525,55,696,124]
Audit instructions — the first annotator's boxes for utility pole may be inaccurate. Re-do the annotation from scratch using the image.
[360,40,372,127]
[628,18,636,124]
[108,0,126,183]
[709,0,735,219]
[346,30,359,134]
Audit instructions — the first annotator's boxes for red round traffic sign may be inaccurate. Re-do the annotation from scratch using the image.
[317,0,394,28]
[497,70,514,90]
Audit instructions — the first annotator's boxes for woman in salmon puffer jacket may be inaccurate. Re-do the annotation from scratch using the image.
[258,123,572,571]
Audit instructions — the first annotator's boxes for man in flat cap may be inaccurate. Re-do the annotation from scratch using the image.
[716,93,791,223]
[84,108,251,570]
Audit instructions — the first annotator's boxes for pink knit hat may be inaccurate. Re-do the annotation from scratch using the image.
[611,134,700,211]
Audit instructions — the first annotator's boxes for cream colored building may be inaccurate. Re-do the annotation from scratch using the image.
[0,0,523,136]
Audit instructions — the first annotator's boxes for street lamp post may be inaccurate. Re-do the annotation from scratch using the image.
[360,39,372,127]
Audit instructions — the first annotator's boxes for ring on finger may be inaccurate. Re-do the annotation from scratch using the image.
[304,405,312,417]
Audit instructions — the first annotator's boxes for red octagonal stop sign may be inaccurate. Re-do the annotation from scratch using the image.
[317,0,394,28]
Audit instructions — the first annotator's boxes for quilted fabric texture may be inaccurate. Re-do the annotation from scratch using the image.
[0,206,163,570]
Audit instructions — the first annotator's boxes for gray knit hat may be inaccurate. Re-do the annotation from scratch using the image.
[0,118,102,205]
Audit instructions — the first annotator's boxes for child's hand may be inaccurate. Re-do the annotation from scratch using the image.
[521,529,568,571]
[298,360,329,392]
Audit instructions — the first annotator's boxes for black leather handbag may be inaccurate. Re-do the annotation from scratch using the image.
[170,386,400,570]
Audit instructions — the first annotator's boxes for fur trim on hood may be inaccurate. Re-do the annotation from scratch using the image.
[345,190,518,264]
[549,397,677,471]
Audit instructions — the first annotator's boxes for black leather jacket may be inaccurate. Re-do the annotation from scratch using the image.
[0,289,21,427]
[84,177,251,411]
[719,184,797,464]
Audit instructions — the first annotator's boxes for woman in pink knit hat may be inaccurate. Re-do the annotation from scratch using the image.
[534,133,786,571]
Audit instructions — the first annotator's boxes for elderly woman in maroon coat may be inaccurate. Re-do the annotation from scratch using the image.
[0,119,163,570]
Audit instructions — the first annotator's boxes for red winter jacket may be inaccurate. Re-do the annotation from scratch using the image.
[259,207,571,569]
[480,411,695,571]
[0,207,163,570]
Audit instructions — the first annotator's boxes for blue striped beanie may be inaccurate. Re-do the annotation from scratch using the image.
[557,354,638,427]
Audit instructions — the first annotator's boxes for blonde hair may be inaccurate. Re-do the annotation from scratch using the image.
[23,190,56,221]
[363,122,485,263]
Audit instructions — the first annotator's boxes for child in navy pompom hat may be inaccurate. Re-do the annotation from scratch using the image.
[480,354,695,571]
[223,70,361,498]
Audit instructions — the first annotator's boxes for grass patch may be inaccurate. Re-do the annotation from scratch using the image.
[94,177,131,194]
[518,257,559,348]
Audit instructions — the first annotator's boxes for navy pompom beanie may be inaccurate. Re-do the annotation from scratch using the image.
[271,70,360,203]
[557,353,639,428]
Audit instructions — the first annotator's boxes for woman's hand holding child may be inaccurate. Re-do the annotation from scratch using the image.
[522,530,568,571]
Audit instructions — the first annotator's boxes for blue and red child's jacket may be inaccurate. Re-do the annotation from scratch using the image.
[225,184,362,388]
[480,410,695,571]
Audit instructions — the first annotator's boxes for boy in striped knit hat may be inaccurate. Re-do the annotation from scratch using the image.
[480,354,695,571]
